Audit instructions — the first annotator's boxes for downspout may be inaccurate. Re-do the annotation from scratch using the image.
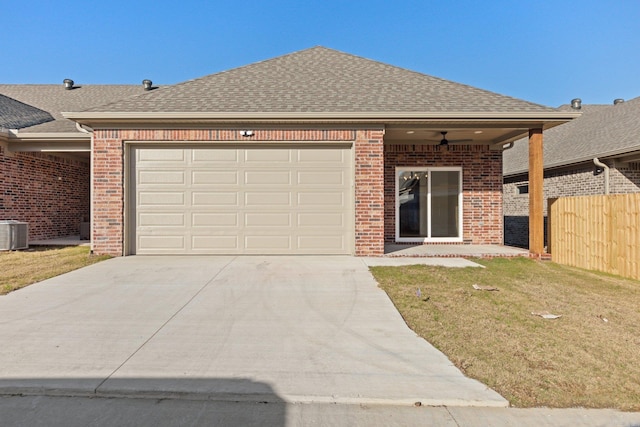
[75,122,93,133]
[593,158,610,194]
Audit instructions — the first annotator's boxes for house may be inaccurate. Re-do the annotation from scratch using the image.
[504,96,640,248]
[8,47,577,256]
[0,83,148,240]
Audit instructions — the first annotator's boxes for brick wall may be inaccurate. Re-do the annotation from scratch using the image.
[612,161,640,193]
[384,144,503,245]
[0,145,90,240]
[92,127,386,256]
[503,160,640,247]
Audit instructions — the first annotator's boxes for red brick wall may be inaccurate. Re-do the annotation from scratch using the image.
[92,128,385,256]
[0,146,90,240]
[384,144,503,244]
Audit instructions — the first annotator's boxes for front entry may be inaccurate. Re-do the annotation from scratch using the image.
[395,167,462,242]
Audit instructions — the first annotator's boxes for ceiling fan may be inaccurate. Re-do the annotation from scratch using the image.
[426,131,473,146]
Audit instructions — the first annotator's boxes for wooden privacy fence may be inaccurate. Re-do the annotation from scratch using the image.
[548,194,640,281]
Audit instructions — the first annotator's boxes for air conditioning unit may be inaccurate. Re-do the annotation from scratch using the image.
[0,220,29,250]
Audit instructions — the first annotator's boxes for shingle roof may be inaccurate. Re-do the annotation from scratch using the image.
[0,94,54,129]
[504,97,640,175]
[0,84,148,133]
[84,47,557,114]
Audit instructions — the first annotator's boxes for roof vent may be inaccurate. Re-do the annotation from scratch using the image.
[570,98,582,110]
[613,98,624,105]
[63,79,74,90]
[142,79,153,90]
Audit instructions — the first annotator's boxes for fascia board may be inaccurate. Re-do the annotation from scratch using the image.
[62,111,581,125]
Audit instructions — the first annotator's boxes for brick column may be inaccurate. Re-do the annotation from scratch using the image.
[354,129,385,256]
[92,130,125,256]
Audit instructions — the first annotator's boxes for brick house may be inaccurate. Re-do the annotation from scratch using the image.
[60,47,577,256]
[0,83,146,240]
[504,96,640,248]
[4,47,575,256]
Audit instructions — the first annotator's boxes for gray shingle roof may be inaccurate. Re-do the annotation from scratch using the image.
[0,84,148,133]
[504,97,640,175]
[0,94,54,129]
[84,47,557,114]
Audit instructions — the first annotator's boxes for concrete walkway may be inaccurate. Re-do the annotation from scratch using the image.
[0,256,504,407]
[385,243,530,258]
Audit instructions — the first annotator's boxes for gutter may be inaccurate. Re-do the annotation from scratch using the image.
[7,130,91,143]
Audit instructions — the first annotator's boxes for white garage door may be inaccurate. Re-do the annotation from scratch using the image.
[130,145,353,255]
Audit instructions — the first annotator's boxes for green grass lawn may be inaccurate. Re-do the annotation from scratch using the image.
[370,258,640,410]
[0,246,110,295]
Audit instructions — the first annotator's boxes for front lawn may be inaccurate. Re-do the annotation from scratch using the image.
[0,246,110,295]
[370,258,640,410]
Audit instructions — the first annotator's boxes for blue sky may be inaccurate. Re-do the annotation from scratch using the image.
[2,0,639,107]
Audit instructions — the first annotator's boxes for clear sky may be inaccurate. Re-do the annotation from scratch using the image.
[2,0,639,107]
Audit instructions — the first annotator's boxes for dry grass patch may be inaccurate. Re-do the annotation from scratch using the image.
[370,258,640,410]
[0,246,110,295]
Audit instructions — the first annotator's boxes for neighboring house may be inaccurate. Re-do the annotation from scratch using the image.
[62,47,577,256]
[504,96,640,248]
[0,83,150,240]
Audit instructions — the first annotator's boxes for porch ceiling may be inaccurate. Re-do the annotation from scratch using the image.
[385,125,546,146]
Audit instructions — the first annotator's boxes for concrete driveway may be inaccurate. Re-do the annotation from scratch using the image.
[0,256,506,407]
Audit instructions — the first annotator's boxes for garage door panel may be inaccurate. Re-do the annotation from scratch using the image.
[192,171,238,185]
[245,192,291,206]
[192,236,239,250]
[192,192,238,206]
[245,212,290,227]
[132,146,352,255]
[139,170,186,185]
[245,150,291,163]
[139,192,185,206]
[139,213,185,226]
[297,171,345,185]
[297,213,343,227]
[298,235,346,251]
[298,149,345,163]
[192,213,238,227]
[245,170,291,185]
[298,192,344,207]
[245,235,291,250]
[138,235,185,250]
[192,149,238,162]
[139,149,186,163]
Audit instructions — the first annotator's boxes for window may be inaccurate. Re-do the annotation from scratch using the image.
[516,184,529,195]
[396,167,463,242]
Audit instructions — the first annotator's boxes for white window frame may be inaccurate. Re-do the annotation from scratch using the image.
[395,166,463,243]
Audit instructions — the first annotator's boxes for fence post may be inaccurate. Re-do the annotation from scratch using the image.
[547,198,558,256]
